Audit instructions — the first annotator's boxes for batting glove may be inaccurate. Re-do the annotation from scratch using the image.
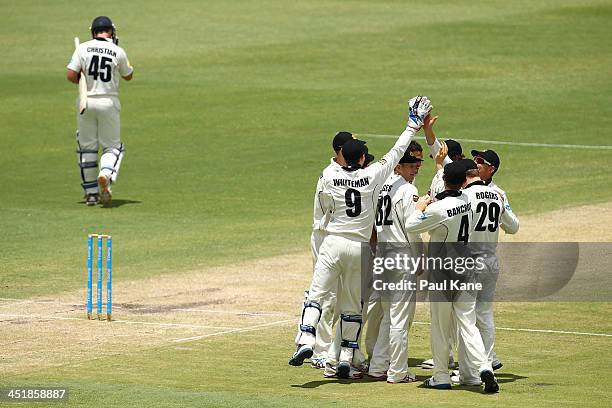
[407,96,433,129]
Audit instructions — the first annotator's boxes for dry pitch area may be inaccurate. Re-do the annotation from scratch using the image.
[2,202,611,377]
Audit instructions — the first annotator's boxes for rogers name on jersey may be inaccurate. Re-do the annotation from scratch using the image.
[475,191,500,201]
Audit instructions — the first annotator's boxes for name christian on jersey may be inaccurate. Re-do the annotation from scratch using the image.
[86,47,117,58]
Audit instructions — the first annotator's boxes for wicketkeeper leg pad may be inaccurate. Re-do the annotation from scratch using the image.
[297,300,321,347]
[339,313,362,363]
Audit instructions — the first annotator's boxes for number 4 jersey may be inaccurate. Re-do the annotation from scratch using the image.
[404,190,474,244]
[67,38,133,97]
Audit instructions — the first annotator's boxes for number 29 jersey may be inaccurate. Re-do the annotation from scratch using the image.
[462,180,519,249]
[67,38,133,97]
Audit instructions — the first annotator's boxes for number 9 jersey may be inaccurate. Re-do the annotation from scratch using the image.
[316,127,418,242]
[67,38,133,97]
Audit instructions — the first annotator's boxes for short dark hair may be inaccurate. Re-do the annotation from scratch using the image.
[408,140,423,154]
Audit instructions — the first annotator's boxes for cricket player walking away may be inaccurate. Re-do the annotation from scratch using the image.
[67,16,133,206]
[405,161,499,393]
[289,96,432,379]
[463,152,519,371]
[367,149,423,383]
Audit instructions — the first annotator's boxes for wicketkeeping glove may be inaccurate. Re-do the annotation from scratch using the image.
[407,96,433,129]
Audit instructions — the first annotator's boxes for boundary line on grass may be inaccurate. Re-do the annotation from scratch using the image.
[411,321,612,337]
[0,313,238,331]
[173,319,295,343]
[0,298,114,309]
[172,308,291,317]
[354,133,612,150]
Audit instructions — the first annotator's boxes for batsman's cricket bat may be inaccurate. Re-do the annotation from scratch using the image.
[74,37,87,115]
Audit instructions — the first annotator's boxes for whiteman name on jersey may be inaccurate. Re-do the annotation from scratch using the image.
[332,177,370,188]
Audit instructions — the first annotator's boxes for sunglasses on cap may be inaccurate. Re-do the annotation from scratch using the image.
[474,156,493,166]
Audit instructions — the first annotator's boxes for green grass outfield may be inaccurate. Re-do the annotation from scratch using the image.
[1,0,611,406]
[2,317,611,408]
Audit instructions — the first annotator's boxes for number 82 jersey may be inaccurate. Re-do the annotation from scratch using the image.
[375,174,420,244]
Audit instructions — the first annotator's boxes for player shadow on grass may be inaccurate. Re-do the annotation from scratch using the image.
[77,199,142,208]
[409,357,427,367]
[102,199,142,208]
[292,372,527,389]
[415,372,529,394]
[291,376,388,388]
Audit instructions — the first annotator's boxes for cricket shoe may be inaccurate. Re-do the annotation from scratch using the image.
[354,361,369,374]
[366,371,387,381]
[450,373,481,386]
[85,194,99,206]
[492,360,503,371]
[323,363,337,378]
[423,377,452,390]
[288,344,313,366]
[387,372,416,384]
[311,358,326,369]
[98,174,112,205]
[480,369,499,393]
[421,357,455,369]
[324,362,363,379]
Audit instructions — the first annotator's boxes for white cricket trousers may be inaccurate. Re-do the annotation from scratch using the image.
[368,247,416,382]
[430,299,492,384]
[364,293,384,358]
[308,230,337,361]
[474,256,500,366]
[77,96,122,151]
[368,293,416,381]
[305,234,363,366]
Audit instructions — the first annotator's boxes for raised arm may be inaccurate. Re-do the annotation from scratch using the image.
[423,115,452,166]
[369,96,432,183]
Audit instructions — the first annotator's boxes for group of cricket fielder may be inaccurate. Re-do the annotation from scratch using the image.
[288,96,520,393]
